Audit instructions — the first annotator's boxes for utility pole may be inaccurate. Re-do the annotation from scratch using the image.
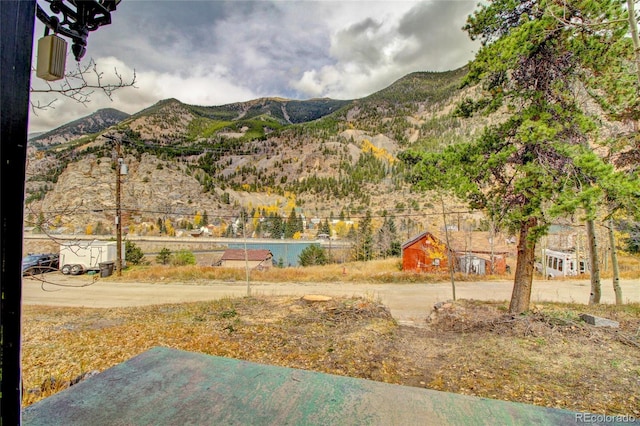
[113,139,127,276]
[241,210,251,296]
[116,153,122,276]
[106,134,127,276]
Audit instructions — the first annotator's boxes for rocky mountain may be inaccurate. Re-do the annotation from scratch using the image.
[24,66,493,237]
[29,108,130,149]
[28,132,46,141]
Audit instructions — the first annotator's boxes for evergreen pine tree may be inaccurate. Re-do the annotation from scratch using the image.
[285,208,298,238]
[317,219,331,238]
[353,210,373,261]
[271,214,284,239]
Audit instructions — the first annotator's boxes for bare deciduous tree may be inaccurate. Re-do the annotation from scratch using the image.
[30,58,136,112]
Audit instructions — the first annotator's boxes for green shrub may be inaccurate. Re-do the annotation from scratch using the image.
[125,241,146,265]
[156,248,171,265]
[299,245,328,266]
[172,249,196,266]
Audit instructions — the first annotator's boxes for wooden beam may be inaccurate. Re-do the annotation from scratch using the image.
[1,0,36,422]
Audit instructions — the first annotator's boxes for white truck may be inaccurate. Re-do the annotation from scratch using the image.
[59,240,125,275]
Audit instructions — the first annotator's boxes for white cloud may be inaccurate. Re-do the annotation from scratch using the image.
[145,69,258,106]
[28,57,259,133]
[28,0,479,133]
[290,0,478,99]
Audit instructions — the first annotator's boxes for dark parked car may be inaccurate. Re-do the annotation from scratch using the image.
[22,253,59,276]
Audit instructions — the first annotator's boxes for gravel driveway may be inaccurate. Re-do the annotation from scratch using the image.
[21,275,640,325]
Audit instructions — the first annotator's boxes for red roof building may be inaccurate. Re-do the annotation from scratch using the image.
[401,232,450,273]
[217,249,273,270]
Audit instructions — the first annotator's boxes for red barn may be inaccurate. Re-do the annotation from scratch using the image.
[401,232,450,272]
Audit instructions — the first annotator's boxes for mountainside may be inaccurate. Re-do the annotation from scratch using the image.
[28,132,46,141]
[29,108,130,149]
[24,66,494,239]
[190,97,351,124]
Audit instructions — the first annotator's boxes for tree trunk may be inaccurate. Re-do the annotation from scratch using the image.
[489,220,496,275]
[608,217,623,305]
[586,218,601,304]
[441,195,456,301]
[628,0,640,87]
[509,217,537,314]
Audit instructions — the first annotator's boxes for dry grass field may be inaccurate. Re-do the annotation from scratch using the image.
[123,255,640,284]
[22,293,640,417]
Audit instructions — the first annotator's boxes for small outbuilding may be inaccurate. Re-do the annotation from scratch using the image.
[401,232,450,272]
[216,249,273,270]
[402,231,513,275]
[445,230,511,275]
[458,253,492,275]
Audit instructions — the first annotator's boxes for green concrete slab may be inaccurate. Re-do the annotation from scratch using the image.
[21,347,613,425]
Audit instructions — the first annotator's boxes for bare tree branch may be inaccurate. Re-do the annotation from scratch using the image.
[30,58,137,113]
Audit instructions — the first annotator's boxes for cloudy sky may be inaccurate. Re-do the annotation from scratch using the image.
[29,0,480,134]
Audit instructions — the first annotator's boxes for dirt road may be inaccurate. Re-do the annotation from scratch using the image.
[22,276,639,325]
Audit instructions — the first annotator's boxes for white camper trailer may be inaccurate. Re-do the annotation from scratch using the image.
[59,240,125,275]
